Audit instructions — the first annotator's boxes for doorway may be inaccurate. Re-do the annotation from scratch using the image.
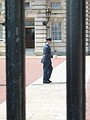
[25,28,35,48]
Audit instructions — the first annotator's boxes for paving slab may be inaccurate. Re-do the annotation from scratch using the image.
[26,61,66,120]
[0,56,90,120]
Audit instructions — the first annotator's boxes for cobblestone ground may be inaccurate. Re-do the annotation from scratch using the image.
[0,57,65,104]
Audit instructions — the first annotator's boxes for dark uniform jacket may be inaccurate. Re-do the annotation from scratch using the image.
[41,43,53,65]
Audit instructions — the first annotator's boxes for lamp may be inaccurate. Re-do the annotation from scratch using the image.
[2,22,5,26]
[0,22,5,26]
[43,7,52,26]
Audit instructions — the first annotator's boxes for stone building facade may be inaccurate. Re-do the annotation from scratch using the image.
[25,0,66,55]
[86,0,90,54]
[0,0,5,55]
[0,0,90,55]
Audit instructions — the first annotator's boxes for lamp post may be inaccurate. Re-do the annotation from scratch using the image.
[43,7,57,56]
[43,7,52,38]
[43,7,52,26]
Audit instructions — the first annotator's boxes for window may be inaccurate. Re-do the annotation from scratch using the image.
[51,22,61,41]
[0,25,3,41]
[25,19,34,26]
[51,2,61,9]
[0,3,2,11]
[25,2,30,9]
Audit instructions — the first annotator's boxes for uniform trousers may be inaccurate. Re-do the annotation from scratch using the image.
[43,63,53,82]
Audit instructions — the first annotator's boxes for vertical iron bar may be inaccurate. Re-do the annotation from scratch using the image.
[5,0,25,120]
[66,0,86,120]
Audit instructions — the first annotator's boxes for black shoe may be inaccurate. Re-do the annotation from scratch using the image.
[48,80,52,83]
[43,81,50,84]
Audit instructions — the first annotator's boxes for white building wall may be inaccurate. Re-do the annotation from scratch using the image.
[25,0,47,55]
[25,0,67,55]
[0,0,5,55]
[0,0,90,56]
[86,0,90,54]
[47,0,66,55]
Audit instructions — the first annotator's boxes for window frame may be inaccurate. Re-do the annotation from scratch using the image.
[0,25,3,41]
[50,21,62,42]
[51,2,61,10]
[25,2,31,10]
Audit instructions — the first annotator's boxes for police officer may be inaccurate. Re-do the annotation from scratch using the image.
[41,38,53,83]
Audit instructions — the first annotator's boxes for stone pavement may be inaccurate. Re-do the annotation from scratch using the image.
[0,56,65,104]
[86,56,90,120]
[0,56,90,120]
